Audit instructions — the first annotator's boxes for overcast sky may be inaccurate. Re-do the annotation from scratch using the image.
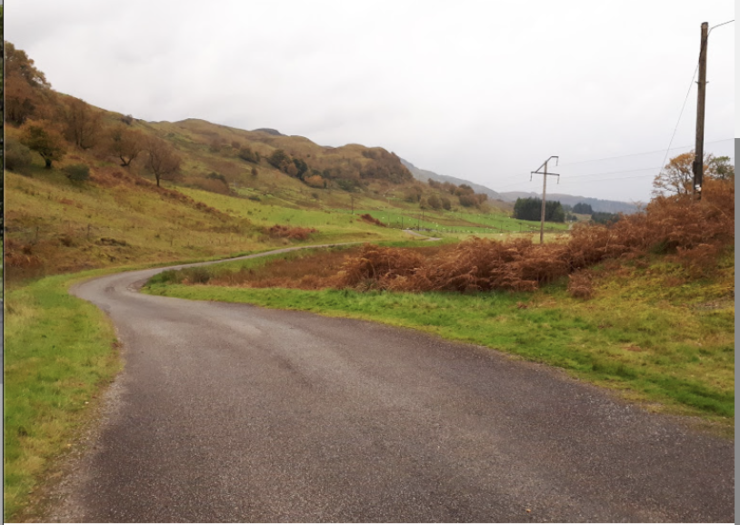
[5,0,736,203]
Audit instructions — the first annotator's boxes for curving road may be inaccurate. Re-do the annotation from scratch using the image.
[48,247,733,522]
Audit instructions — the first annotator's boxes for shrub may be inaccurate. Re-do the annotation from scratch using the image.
[265,224,318,241]
[304,174,325,188]
[182,267,211,284]
[338,244,425,290]
[339,178,734,293]
[359,214,386,227]
[5,138,33,174]
[239,147,258,163]
[427,195,442,210]
[567,270,594,299]
[62,163,90,183]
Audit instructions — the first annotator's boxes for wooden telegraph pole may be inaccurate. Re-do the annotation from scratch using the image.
[531,156,560,244]
[692,22,708,201]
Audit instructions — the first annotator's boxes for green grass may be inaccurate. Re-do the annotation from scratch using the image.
[144,252,734,435]
[3,270,123,521]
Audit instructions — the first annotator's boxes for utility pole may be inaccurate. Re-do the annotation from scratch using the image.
[530,156,560,244]
[692,22,708,201]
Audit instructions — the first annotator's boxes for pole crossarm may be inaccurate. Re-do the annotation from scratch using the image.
[529,155,560,244]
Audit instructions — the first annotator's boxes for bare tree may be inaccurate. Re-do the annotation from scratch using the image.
[145,137,181,187]
[59,97,102,149]
[107,125,145,167]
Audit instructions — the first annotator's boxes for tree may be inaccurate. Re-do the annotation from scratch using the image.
[20,121,67,168]
[591,212,619,225]
[707,155,734,181]
[573,202,593,214]
[5,42,53,126]
[5,42,50,87]
[145,137,181,187]
[107,125,145,167]
[427,194,442,210]
[458,194,477,207]
[267,148,289,169]
[292,158,308,179]
[653,151,733,197]
[238,146,258,163]
[513,197,565,222]
[652,152,694,197]
[58,97,102,149]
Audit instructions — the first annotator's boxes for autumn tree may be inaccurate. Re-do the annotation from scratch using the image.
[107,125,145,167]
[5,41,53,126]
[653,151,733,197]
[145,137,181,187]
[58,97,103,149]
[20,121,67,169]
[653,152,694,197]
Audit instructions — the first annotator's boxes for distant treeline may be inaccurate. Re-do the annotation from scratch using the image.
[513,197,565,222]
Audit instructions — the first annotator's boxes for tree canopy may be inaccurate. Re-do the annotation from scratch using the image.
[20,121,67,168]
[513,197,565,222]
[653,151,734,197]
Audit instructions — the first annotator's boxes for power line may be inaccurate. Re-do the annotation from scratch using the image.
[485,136,733,193]
[495,166,665,192]
[558,138,732,167]
[561,166,662,180]
[657,61,700,178]
[709,19,734,33]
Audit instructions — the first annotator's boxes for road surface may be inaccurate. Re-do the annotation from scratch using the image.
[47,247,734,522]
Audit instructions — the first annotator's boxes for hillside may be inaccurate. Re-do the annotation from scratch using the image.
[4,42,549,285]
[401,158,506,203]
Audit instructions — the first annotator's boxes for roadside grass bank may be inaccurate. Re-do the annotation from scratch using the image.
[3,270,121,522]
[144,250,734,437]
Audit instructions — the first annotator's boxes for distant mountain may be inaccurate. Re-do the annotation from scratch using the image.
[401,159,640,214]
[498,192,641,214]
[401,159,505,202]
[252,128,284,136]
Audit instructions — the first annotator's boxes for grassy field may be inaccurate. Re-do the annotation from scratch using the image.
[144,246,735,437]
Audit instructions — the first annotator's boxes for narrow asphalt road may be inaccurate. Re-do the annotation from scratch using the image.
[48,247,733,522]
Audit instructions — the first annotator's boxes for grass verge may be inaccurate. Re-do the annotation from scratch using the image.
[144,252,734,437]
[3,270,123,521]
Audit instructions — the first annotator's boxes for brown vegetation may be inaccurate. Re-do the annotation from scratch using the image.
[264,224,318,241]
[173,176,733,296]
[359,214,386,227]
[336,177,733,293]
